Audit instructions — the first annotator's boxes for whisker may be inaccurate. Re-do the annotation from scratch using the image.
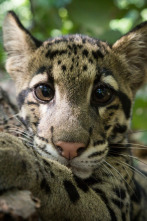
[8,129,33,142]
[0,113,20,122]
[128,130,147,135]
[18,137,34,147]
[8,127,33,138]
[110,151,147,166]
[104,160,135,193]
[115,158,147,179]
[110,151,147,174]
[103,164,119,191]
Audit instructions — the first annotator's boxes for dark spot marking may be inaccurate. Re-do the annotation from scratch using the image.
[63,180,80,203]
[84,177,103,185]
[89,127,93,136]
[73,44,77,55]
[40,178,51,193]
[46,50,67,59]
[33,122,38,127]
[109,112,114,116]
[62,65,66,71]
[104,125,111,130]
[111,198,123,209]
[113,188,126,199]
[74,176,89,192]
[37,135,48,143]
[58,60,61,65]
[122,213,126,221]
[70,65,73,71]
[25,116,30,127]
[89,58,93,64]
[94,188,117,221]
[93,140,105,146]
[83,65,87,71]
[92,50,104,60]
[21,160,27,171]
[88,150,106,158]
[82,49,89,57]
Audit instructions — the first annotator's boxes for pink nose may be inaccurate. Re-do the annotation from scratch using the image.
[55,141,86,160]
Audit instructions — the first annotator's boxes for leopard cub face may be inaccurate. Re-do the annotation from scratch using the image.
[3,11,147,178]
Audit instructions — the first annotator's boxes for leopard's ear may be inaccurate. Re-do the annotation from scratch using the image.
[2,11,42,79]
[112,21,147,92]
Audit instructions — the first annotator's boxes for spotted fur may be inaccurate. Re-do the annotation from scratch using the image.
[1,11,147,220]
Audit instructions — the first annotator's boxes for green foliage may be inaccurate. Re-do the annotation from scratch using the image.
[0,0,147,140]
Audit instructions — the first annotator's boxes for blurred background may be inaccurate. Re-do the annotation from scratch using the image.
[0,0,147,144]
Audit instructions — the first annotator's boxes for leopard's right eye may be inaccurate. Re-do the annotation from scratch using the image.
[34,84,54,102]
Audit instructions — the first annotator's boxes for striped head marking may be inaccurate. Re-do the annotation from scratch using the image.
[3,11,147,178]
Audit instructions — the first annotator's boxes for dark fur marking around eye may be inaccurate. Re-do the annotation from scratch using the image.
[40,178,51,193]
[35,66,46,75]
[63,180,80,203]
[100,67,113,77]
[117,91,131,119]
[107,104,119,110]
[113,124,127,134]
[74,176,89,192]
[94,188,117,221]
[17,88,31,108]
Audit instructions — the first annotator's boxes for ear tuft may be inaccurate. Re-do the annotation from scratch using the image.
[2,11,42,78]
[112,21,147,91]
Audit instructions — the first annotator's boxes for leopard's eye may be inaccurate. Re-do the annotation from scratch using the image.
[34,84,54,102]
[92,84,114,105]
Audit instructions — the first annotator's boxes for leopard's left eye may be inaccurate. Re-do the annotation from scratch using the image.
[34,84,54,102]
[92,84,114,105]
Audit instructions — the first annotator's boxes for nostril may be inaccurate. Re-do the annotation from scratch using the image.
[77,147,85,156]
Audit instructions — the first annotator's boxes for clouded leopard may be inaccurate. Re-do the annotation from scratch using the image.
[0,11,147,221]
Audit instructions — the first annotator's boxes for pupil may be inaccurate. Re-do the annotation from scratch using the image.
[41,85,51,97]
